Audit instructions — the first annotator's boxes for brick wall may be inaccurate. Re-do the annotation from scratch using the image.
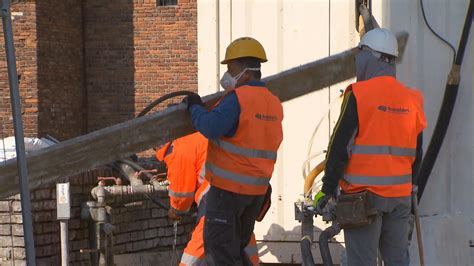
[0,169,114,265]
[83,0,136,132]
[0,0,86,141]
[0,0,198,136]
[133,0,197,115]
[0,0,198,264]
[0,2,38,137]
[0,167,195,265]
[85,0,197,131]
[36,0,86,140]
[111,199,194,255]
[0,0,198,135]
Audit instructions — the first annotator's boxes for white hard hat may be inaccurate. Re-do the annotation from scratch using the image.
[358,28,398,57]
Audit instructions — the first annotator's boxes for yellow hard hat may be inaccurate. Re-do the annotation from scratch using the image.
[221,37,267,64]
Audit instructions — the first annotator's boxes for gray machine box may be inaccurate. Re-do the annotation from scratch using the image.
[56,182,71,219]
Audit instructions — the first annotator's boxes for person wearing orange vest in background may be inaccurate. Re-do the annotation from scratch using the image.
[182,37,284,265]
[155,132,259,265]
[314,28,427,266]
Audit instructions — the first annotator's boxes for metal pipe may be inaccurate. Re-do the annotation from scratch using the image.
[105,231,113,266]
[0,1,36,264]
[215,0,220,92]
[60,220,69,266]
[97,223,106,266]
[88,221,99,266]
[91,183,168,200]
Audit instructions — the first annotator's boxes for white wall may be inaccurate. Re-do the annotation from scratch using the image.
[198,0,356,263]
[198,0,473,264]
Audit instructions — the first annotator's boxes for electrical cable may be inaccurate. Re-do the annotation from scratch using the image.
[136,90,194,117]
[420,0,457,64]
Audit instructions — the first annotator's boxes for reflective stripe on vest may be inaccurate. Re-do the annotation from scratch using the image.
[351,145,416,157]
[206,162,270,186]
[180,252,205,266]
[344,174,412,186]
[210,139,277,160]
[168,188,195,198]
[245,243,258,258]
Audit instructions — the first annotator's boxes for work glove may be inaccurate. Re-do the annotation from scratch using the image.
[312,191,331,215]
[167,208,183,222]
[182,93,202,111]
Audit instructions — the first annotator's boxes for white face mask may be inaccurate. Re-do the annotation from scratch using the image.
[219,67,260,91]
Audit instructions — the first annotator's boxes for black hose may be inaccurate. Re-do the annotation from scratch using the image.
[420,0,457,64]
[416,0,473,199]
[452,1,473,66]
[136,90,195,117]
[319,223,341,266]
[301,236,316,266]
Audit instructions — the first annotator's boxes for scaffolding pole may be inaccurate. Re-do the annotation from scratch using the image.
[1,0,36,264]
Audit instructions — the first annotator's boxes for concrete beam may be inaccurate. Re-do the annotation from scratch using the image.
[0,33,408,199]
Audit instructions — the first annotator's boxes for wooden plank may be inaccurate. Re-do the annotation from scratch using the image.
[0,33,408,199]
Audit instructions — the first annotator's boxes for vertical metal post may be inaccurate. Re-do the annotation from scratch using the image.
[57,182,71,266]
[60,221,69,266]
[0,0,36,265]
[215,0,220,92]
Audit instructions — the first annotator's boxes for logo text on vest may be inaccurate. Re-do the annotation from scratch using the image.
[255,113,277,121]
[377,105,409,114]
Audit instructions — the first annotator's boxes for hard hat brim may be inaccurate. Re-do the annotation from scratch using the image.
[220,57,268,65]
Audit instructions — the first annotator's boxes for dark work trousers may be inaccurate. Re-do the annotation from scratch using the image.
[203,185,265,266]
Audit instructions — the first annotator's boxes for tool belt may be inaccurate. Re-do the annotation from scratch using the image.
[335,191,378,229]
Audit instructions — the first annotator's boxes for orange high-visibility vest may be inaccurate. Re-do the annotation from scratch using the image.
[340,76,427,198]
[205,85,284,195]
[155,132,208,213]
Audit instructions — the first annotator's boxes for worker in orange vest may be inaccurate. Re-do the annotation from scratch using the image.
[156,132,259,265]
[183,37,284,265]
[314,28,427,266]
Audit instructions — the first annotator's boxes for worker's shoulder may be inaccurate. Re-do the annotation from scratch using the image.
[218,90,238,104]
